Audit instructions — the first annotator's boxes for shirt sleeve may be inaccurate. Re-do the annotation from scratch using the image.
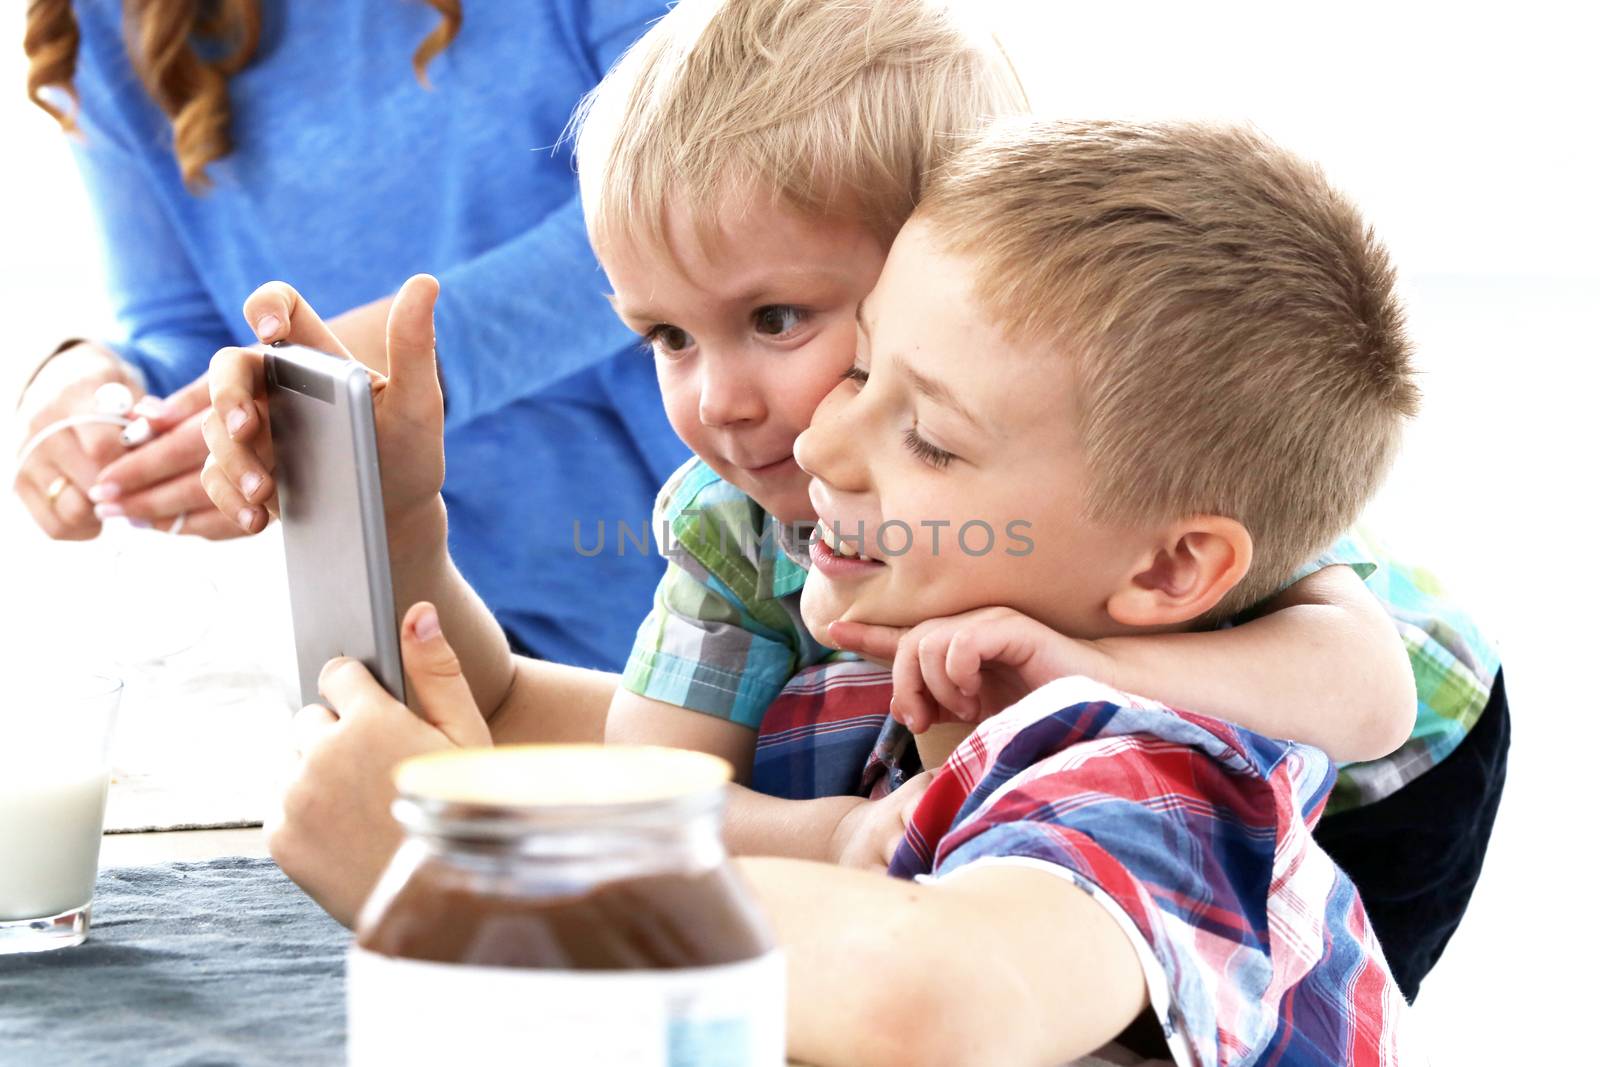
[428,200,641,430]
[427,2,662,429]
[916,735,1402,1067]
[58,36,235,399]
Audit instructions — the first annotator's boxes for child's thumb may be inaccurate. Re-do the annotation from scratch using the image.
[400,602,491,749]
[385,275,443,420]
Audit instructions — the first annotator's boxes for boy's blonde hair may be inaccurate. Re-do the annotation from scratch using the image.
[572,0,1026,254]
[918,119,1419,619]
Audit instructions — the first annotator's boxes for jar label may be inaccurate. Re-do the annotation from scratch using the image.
[347,947,786,1066]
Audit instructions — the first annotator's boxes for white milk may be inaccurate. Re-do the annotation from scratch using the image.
[0,766,110,921]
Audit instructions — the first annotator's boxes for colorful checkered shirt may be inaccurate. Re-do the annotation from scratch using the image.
[625,461,1500,809]
[1294,529,1500,812]
[621,459,826,728]
[753,662,1420,1067]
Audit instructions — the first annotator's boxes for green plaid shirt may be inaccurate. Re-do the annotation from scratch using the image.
[624,460,1499,810]
[621,459,830,729]
[1300,529,1500,813]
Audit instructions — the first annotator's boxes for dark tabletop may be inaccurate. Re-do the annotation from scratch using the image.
[0,858,347,1067]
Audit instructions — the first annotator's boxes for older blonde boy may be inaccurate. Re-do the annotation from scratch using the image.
[303,118,1423,1064]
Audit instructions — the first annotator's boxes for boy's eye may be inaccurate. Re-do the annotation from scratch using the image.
[841,365,869,385]
[902,427,955,470]
[643,324,694,356]
[753,305,807,338]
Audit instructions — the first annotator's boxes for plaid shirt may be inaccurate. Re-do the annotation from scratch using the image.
[621,459,828,728]
[1293,529,1500,812]
[754,661,1420,1067]
[626,461,1498,809]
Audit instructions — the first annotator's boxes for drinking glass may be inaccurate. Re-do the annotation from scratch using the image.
[0,671,122,953]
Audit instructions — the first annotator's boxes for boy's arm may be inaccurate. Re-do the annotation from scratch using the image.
[739,857,1146,1067]
[1093,564,1416,760]
[607,690,890,862]
[834,565,1415,763]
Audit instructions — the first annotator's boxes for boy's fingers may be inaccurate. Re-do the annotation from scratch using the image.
[199,386,275,508]
[208,347,268,445]
[317,657,387,715]
[200,454,269,534]
[243,281,352,359]
[384,275,443,421]
[826,620,905,663]
[890,634,936,734]
[400,601,491,749]
[292,704,339,757]
[916,630,974,721]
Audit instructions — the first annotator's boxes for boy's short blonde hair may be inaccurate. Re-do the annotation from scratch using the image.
[918,119,1419,618]
[573,0,1025,254]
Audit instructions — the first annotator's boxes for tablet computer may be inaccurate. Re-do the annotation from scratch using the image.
[264,342,407,708]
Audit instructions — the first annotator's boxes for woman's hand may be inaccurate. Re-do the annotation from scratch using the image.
[826,607,1112,733]
[200,275,448,556]
[12,341,139,539]
[270,601,493,928]
[90,374,249,539]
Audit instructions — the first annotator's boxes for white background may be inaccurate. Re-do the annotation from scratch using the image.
[2,1,1597,1061]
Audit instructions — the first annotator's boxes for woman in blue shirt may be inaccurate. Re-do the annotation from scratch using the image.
[16,0,685,669]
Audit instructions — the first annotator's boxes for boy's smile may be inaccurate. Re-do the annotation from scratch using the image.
[795,221,1156,645]
[596,193,888,522]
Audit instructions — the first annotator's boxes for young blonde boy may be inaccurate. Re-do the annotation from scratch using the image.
[202,0,1498,1001]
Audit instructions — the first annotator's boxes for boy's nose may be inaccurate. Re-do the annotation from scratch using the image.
[794,381,867,492]
[697,357,764,428]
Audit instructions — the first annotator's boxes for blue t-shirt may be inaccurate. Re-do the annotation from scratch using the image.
[60,0,688,668]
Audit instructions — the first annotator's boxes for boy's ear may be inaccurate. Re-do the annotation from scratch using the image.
[1106,517,1252,628]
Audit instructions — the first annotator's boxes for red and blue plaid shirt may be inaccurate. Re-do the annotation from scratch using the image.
[752,659,1418,1067]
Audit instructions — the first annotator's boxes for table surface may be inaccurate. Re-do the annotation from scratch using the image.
[99,827,270,868]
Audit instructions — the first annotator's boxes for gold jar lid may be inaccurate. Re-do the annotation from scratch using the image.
[394,744,734,810]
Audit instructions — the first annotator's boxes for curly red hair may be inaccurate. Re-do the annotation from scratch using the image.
[24,0,463,190]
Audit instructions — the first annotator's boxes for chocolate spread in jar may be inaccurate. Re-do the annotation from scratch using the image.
[357,862,772,969]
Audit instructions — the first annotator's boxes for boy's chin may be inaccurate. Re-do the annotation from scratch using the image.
[799,579,850,649]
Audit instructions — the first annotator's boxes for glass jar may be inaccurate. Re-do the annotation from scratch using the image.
[348,745,784,1066]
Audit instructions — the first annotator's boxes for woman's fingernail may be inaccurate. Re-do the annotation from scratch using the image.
[255,314,282,339]
[132,396,169,419]
[237,507,256,530]
[94,503,125,520]
[226,408,248,435]
[88,482,121,503]
[413,608,441,642]
[241,472,263,499]
[128,519,152,530]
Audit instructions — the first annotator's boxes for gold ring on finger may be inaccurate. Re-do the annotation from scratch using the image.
[45,474,70,508]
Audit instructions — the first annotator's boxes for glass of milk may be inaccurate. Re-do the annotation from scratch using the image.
[0,671,121,954]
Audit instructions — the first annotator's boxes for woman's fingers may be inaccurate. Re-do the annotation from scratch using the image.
[93,408,210,504]
[244,280,351,358]
[111,469,214,524]
[13,475,96,541]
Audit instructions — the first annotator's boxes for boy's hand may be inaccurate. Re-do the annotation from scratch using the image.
[200,275,447,554]
[826,771,934,870]
[269,601,491,927]
[827,607,1112,733]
